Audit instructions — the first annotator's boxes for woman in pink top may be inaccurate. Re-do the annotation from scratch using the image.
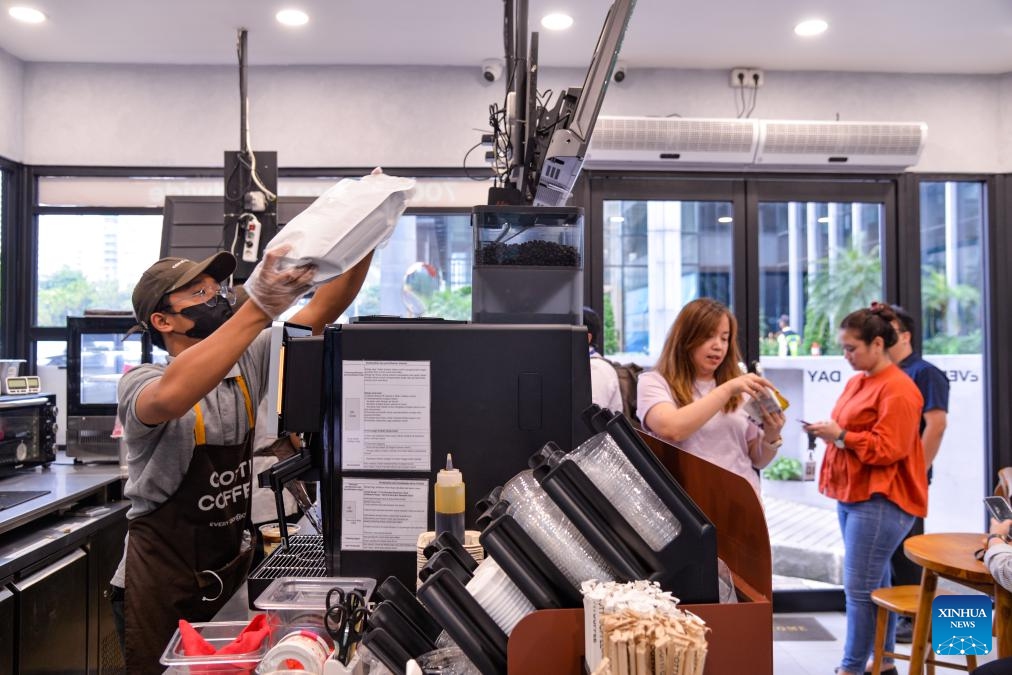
[637,298,785,493]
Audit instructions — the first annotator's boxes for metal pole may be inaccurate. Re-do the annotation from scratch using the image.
[238,28,248,154]
[511,0,528,186]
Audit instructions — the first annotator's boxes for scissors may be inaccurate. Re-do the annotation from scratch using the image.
[324,587,368,663]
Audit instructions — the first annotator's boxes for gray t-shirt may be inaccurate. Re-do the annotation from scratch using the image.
[111,329,271,587]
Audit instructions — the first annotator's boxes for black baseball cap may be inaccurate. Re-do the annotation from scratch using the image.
[130,252,236,333]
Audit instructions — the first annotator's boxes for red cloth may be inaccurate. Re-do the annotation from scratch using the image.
[178,614,271,672]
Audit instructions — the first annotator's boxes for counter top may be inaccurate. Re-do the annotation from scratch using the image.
[0,463,124,536]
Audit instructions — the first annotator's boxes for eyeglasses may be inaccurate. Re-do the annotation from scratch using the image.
[160,283,236,313]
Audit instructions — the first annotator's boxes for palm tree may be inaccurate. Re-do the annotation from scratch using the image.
[921,268,980,343]
[804,253,981,355]
[803,248,883,354]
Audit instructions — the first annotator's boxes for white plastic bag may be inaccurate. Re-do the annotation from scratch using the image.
[266,170,416,285]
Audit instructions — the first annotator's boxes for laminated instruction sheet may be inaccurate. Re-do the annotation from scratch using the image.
[341,478,429,551]
[341,360,431,471]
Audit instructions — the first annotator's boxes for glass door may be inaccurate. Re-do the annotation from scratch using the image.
[592,177,744,366]
[916,180,986,534]
[754,181,894,597]
[591,175,991,608]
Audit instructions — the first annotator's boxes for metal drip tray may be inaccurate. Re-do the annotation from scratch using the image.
[0,490,50,510]
[247,534,326,608]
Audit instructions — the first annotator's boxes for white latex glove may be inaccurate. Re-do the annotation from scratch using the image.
[243,245,317,319]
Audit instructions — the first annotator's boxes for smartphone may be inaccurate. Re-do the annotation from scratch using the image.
[984,495,1012,521]
[799,420,813,426]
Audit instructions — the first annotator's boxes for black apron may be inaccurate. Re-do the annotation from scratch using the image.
[124,375,256,674]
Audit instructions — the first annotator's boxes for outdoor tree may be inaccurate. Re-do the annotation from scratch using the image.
[921,268,981,354]
[424,286,472,321]
[803,250,980,355]
[37,267,130,326]
[803,248,883,355]
[603,293,619,355]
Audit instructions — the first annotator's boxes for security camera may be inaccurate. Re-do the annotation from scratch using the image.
[613,61,628,83]
[482,58,504,83]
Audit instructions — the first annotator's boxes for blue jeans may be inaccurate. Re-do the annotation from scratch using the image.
[837,494,916,673]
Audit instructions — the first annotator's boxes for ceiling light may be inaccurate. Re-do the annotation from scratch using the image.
[8,6,46,23]
[541,13,574,31]
[794,19,828,37]
[717,216,733,223]
[609,216,625,224]
[276,8,309,26]
[817,216,830,223]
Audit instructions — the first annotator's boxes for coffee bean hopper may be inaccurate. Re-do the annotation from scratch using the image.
[470,205,584,325]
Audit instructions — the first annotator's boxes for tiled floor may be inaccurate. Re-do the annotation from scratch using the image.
[773,611,998,674]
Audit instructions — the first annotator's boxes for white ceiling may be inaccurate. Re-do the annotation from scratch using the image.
[0,0,1011,75]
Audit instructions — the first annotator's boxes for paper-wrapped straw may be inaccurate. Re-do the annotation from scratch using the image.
[584,581,708,675]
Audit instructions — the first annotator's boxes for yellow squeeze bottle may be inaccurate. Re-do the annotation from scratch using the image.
[434,453,466,544]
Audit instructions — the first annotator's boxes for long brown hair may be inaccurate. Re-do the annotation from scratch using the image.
[656,298,743,413]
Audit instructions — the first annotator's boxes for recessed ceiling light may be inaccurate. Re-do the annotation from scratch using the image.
[817,216,830,223]
[541,13,574,31]
[717,216,733,223]
[276,8,309,27]
[794,19,828,37]
[9,6,46,23]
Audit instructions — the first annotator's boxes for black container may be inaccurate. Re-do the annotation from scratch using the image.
[373,576,443,644]
[417,568,508,675]
[471,206,584,325]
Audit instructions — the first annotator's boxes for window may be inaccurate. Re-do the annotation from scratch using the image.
[351,213,472,320]
[32,174,489,345]
[32,173,221,361]
[36,213,163,326]
[757,200,884,356]
[919,181,983,354]
[603,199,734,363]
[915,180,986,535]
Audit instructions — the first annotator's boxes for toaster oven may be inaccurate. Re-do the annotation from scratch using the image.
[0,393,58,473]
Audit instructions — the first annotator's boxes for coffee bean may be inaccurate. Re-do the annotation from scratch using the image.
[479,240,579,266]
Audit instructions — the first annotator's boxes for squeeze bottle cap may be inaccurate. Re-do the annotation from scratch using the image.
[436,453,463,487]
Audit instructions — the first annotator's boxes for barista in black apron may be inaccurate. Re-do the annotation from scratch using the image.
[117,247,375,672]
[124,376,256,674]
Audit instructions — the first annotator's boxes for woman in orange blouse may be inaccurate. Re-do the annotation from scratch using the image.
[804,304,927,675]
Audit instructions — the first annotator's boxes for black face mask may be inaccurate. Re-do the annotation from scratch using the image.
[174,301,234,339]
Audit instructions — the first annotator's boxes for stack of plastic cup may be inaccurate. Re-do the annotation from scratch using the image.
[568,432,681,551]
[501,470,615,585]
[464,557,535,636]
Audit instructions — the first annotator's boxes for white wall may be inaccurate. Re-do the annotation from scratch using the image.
[591,68,1003,173]
[0,48,24,161]
[21,63,498,167]
[12,61,1012,172]
[997,73,1012,165]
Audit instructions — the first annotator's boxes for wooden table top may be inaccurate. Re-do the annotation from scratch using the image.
[904,532,990,586]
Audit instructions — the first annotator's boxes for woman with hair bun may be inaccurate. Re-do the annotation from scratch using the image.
[804,302,927,675]
[637,298,785,494]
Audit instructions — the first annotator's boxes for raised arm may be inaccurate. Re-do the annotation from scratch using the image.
[135,302,274,424]
[135,249,315,425]
[289,251,374,334]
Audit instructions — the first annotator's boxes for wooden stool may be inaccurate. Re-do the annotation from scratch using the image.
[870,585,978,674]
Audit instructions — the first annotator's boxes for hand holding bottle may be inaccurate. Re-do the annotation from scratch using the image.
[720,372,776,400]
